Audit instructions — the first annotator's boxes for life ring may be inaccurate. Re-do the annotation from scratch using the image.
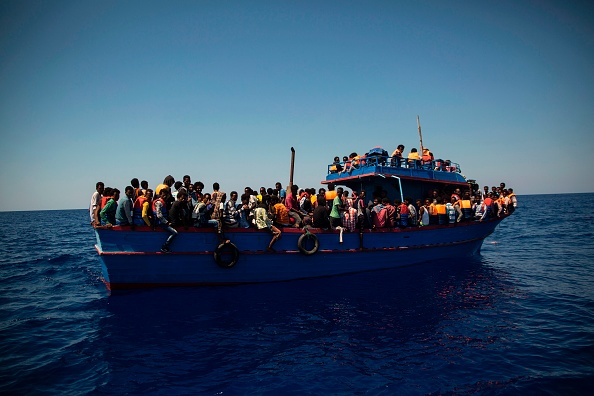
[297,232,319,255]
[214,242,239,269]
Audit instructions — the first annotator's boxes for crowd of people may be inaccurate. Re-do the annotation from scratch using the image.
[90,175,517,253]
[329,145,459,173]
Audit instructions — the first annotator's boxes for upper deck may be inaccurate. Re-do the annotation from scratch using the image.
[323,156,468,185]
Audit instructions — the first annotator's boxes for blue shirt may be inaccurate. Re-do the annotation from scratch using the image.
[115,197,133,225]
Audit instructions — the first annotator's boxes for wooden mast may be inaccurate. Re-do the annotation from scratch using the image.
[289,147,295,191]
[417,115,424,155]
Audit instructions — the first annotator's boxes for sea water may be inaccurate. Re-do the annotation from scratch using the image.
[0,194,593,395]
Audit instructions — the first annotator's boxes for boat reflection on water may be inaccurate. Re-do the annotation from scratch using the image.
[95,256,518,394]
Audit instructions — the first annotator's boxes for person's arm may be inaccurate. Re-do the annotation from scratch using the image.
[155,201,167,224]
[142,201,151,226]
[93,205,101,225]
[125,199,133,224]
[479,204,487,221]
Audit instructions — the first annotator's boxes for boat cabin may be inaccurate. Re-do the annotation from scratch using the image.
[324,153,469,201]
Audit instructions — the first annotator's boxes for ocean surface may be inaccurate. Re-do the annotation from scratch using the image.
[1,193,593,395]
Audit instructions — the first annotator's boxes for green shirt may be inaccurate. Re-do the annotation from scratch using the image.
[330,196,342,219]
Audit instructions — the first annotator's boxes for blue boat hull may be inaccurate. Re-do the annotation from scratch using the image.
[95,218,504,289]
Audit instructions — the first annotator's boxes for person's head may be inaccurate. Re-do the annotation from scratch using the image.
[327,183,335,191]
[451,196,457,203]
[509,188,514,193]
[411,148,417,153]
[416,199,422,206]
[125,186,134,198]
[245,186,253,194]
[260,187,266,195]
[174,181,183,191]
[163,175,175,187]
[317,195,326,206]
[454,188,461,195]
[270,195,279,205]
[432,189,439,197]
[183,175,191,185]
[291,184,298,194]
[397,144,404,151]
[484,185,489,192]
[318,187,326,195]
[275,182,282,190]
[436,197,443,204]
[343,156,349,162]
[130,178,139,188]
[203,193,211,202]
[334,156,340,162]
[463,191,471,199]
[373,198,379,205]
[343,190,349,198]
[141,180,148,189]
[177,191,188,201]
[103,187,113,197]
[145,189,154,200]
[336,187,344,195]
[500,182,506,189]
[160,187,170,199]
[96,182,105,194]
[404,197,412,205]
[113,188,120,201]
[360,190,366,198]
[382,197,390,205]
[212,182,219,191]
[425,199,431,206]
[267,188,274,196]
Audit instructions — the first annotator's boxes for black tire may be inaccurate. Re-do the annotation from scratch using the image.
[297,233,319,255]
[214,242,239,269]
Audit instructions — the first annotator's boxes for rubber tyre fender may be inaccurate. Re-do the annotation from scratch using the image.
[297,232,319,255]
[214,242,239,269]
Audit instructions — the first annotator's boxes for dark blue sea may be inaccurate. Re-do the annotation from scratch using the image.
[1,194,593,395]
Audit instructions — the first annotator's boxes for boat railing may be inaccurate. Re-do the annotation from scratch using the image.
[327,155,462,175]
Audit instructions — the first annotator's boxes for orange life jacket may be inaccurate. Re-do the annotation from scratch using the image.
[436,204,446,215]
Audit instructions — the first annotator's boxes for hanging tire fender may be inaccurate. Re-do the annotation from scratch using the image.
[214,242,239,268]
[297,232,319,255]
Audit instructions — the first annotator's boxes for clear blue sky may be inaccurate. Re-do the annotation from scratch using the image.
[1,0,592,211]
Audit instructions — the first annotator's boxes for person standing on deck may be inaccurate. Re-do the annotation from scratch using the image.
[210,182,227,239]
[90,181,104,226]
[115,186,135,226]
[254,202,282,252]
[153,187,177,253]
[329,187,344,229]
[169,191,191,228]
[100,188,119,226]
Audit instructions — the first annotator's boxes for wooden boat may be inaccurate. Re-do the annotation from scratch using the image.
[94,147,508,290]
